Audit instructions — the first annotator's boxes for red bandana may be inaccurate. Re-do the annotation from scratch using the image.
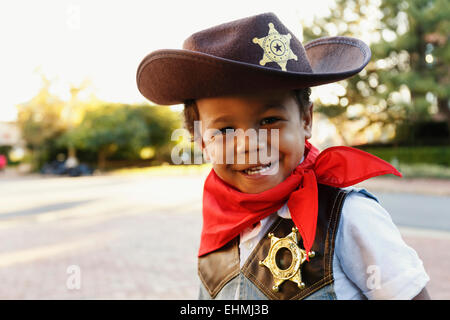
[199,140,401,257]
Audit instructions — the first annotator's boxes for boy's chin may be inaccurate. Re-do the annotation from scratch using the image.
[237,182,281,194]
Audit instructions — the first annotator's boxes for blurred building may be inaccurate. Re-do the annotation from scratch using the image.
[0,121,26,164]
[0,121,21,147]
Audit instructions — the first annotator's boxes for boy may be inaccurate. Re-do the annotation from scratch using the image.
[136,12,430,300]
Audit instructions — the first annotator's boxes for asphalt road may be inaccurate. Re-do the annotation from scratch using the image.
[374,192,450,232]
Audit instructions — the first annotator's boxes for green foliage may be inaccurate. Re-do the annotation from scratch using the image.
[303,0,450,144]
[357,145,450,166]
[58,104,148,154]
[134,105,182,163]
[16,77,66,150]
[16,77,69,170]
[395,163,450,179]
[134,105,181,147]
[56,103,181,168]
[394,120,449,145]
[17,75,182,170]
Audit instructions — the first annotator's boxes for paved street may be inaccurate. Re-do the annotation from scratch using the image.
[0,171,449,299]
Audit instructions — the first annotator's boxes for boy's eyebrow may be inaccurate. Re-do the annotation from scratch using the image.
[210,115,235,125]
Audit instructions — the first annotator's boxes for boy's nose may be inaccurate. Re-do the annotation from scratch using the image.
[235,129,257,151]
[234,129,268,164]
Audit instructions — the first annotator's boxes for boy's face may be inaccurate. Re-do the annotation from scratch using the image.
[196,90,313,194]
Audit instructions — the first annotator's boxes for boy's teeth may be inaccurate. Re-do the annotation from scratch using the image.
[243,163,271,175]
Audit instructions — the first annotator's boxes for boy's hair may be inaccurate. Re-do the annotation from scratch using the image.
[183,88,312,139]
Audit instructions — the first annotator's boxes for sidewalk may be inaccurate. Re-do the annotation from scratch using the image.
[356,176,450,197]
[400,227,450,299]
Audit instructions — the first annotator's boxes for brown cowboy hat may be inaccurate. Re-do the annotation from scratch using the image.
[136,12,371,105]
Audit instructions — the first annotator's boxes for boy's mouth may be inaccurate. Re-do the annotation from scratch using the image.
[238,161,278,176]
[242,163,272,175]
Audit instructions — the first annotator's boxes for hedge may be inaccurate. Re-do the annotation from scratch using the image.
[355,146,450,167]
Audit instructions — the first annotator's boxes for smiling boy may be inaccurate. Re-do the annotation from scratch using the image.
[137,12,430,300]
[194,89,312,194]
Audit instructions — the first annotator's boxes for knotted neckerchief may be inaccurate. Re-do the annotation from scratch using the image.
[199,140,401,257]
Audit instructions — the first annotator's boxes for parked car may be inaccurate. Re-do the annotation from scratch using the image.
[40,160,94,177]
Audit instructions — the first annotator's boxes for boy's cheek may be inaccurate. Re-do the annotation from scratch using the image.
[277,132,306,172]
[278,130,305,154]
[203,139,231,164]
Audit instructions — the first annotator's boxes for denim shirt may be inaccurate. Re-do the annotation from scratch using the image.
[199,273,338,300]
[198,185,370,300]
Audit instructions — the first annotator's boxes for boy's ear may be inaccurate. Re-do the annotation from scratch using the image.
[303,103,313,139]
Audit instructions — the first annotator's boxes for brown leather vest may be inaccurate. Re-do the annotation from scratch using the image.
[198,183,350,300]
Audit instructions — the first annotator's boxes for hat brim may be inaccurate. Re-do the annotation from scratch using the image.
[136,36,371,105]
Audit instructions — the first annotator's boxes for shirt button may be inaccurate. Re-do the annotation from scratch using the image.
[246,242,254,250]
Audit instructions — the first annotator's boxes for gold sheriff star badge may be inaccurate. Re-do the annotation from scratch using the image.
[252,22,298,71]
[259,227,315,292]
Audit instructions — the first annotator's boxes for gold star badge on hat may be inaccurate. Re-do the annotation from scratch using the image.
[259,227,315,292]
[252,22,298,71]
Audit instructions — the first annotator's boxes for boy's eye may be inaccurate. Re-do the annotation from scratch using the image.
[260,117,281,126]
[219,127,235,134]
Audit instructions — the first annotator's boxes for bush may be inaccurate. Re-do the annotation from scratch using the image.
[56,103,182,169]
[355,145,450,167]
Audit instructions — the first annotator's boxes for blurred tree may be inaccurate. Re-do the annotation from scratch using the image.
[57,103,181,169]
[302,0,450,145]
[16,75,66,169]
[17,73,182,170]
[134,104,182,163]
[61,79,91,163]
[135,105,181,147]
[57,104,149,169]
